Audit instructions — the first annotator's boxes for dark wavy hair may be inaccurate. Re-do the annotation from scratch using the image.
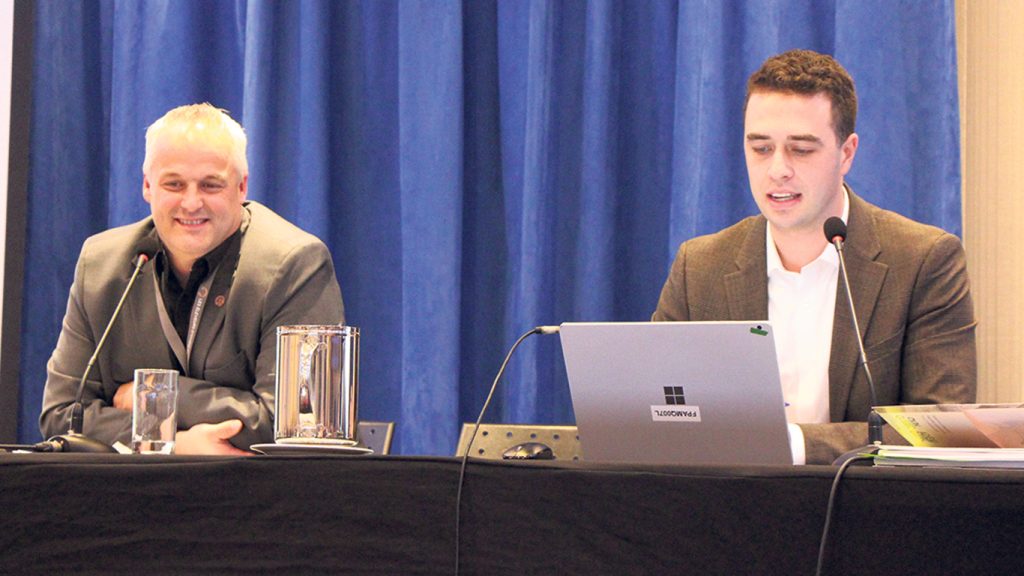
[745,49,857,144]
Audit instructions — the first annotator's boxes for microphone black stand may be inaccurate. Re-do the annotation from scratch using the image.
[825,216,886,463]
[815,217,886,576]
[46,243,157,453]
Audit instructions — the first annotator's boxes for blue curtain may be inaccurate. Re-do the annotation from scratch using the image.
[17,0,961,455]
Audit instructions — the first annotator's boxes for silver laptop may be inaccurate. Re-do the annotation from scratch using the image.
[560,321,793,466]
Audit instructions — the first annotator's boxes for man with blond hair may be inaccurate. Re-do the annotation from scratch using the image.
[40,103,344,454]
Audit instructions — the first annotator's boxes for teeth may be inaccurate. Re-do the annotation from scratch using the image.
[179,219,205,225]
[770,193,796,201]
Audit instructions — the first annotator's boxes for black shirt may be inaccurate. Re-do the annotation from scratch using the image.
[155,228,241,351]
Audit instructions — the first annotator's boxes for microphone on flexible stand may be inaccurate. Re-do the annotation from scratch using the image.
[824,217,885,464]
[814,217,888,574]
[44,237,161,453]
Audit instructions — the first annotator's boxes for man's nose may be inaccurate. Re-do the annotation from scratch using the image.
[180,184,203,211]
[768,151,793,181]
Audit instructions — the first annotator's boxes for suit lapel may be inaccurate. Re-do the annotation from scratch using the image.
[724,217,769,320]
[114,259,176,379]
[828,192,888,421]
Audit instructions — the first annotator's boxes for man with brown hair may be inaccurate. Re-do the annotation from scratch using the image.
[653,50,976,464]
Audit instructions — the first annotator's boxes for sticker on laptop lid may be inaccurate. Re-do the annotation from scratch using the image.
[651,405,702,422]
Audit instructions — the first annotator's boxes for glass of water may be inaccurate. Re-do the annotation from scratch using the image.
[132,369,179,454]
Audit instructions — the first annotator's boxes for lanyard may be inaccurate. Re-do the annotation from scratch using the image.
[152,264,218,377]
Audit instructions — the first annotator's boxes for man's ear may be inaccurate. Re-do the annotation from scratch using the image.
[839,132,858,176]
[238,175,248,202]
[142,176,152,203]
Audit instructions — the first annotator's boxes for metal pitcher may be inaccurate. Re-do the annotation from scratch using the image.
[274,325,359,444]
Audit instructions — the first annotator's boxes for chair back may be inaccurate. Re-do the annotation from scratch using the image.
[358,421,395,455]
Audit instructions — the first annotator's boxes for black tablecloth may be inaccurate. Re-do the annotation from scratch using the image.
[1,454,1021,575]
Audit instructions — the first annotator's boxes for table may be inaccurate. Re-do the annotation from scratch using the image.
[1,454,1021,574]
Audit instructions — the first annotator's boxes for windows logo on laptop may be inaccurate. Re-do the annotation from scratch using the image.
[652,386,701,422]
[664,386,685,404]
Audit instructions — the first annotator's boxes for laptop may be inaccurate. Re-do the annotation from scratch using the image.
[559,321,793,466]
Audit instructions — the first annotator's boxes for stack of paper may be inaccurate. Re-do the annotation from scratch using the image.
[873,445,1024,468]
[874,403,1024,448]
[871,403,1024,468]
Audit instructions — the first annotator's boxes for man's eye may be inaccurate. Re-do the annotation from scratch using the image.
[790,147,814,156]
[751,145,772,154]
[162,181,185,191]
[201,182,226,191]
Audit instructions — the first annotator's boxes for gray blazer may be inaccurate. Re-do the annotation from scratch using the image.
[40,201,345,449]
[653,191,977,464]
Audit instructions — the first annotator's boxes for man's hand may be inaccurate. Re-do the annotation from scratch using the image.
[174,420,252,456]
[113,382,133,411]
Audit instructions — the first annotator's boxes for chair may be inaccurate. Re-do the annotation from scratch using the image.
[454,423,582,461]
[357,421,395,455]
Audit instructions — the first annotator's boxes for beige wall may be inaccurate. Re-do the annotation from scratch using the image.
[958,0,1024,402]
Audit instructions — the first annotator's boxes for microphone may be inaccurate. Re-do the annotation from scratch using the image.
[49,236,160,453]
[823,216,847,249]
[454,324,561,575]
[823,217,885,453]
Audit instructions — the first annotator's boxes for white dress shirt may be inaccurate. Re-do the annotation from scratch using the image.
[767,192,849,464]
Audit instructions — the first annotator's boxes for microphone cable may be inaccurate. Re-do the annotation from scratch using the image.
[0,440,70,453]
[0,443,51,452]
[453,325,559,576]
[814,453,874,576]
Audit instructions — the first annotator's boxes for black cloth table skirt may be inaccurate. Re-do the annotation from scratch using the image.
[0,454,1021,574]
